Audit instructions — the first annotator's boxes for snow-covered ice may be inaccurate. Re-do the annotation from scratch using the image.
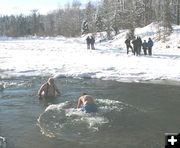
[0,23,180,84]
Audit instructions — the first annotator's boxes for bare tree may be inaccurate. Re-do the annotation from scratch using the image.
[0,0,178,37]
[163,0,173,35]
[177,0,180,25]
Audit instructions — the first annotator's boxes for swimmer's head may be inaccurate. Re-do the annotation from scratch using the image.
[81,92,87,96]
[48,77,54,84]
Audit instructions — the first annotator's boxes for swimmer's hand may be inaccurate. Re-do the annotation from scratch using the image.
[77,108,81,111]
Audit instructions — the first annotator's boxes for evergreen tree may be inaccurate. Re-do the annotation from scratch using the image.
[0,0,178,37]
[84,1,96,33]
[95,15,104,32]
[81,20,89,34]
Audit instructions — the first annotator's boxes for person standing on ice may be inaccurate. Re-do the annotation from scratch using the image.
[132,37,138,56]
[137,37,142,55]
[142,40,148,55]
[90,35,95,50]
[125,38,133,54]
[86,36,91,49]
[147,38,153,55]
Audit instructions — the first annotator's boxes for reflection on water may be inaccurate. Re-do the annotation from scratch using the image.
[0,76,180,148]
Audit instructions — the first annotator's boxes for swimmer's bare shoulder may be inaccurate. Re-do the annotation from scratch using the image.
[83,95,94,103]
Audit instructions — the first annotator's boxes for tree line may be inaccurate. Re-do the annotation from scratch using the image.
[0,0,179,38]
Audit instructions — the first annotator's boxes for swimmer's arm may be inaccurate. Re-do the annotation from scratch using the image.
[38,84,46,98]
[77,97,83,109]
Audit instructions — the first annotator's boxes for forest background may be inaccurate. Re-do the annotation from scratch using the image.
[0,0,179,39]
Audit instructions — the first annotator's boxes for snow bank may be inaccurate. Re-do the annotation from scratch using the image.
[0,23,180,84]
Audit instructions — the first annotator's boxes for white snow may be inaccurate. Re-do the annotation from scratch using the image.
[0,23,180,84]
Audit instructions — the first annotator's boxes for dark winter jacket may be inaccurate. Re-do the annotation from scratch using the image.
[132,39,138,47]
[90,36,95,44]
[147,38,153,48]
[86,36,91,44]
[137,37,142,47]
[142,42,148,49]
[125,39,131,45]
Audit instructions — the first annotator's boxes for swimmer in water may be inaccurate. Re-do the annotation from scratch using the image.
[77,93,97,113]
[38,77,60,99]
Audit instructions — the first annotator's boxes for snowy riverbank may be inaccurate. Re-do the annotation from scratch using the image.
[0,23,180,84]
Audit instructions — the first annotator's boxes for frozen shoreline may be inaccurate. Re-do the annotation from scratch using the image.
[0,38,180,84]
[0,23,180,85]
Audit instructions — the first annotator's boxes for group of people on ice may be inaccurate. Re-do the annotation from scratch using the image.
[85,33,154,56]
[125,37,154,56]
[86,35,95,50]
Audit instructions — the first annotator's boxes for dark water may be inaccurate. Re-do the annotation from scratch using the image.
[0,76,180,148]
